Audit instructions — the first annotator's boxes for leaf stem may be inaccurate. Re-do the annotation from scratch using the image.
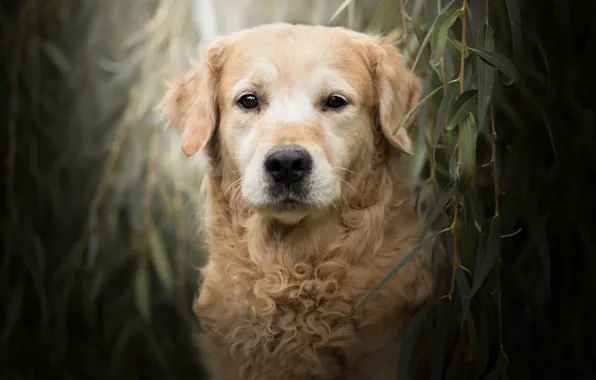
[399,0,413,59]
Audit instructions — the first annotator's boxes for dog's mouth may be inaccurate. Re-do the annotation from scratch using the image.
[264,186,311,210]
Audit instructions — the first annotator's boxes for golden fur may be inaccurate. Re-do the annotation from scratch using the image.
[159,23,433,380]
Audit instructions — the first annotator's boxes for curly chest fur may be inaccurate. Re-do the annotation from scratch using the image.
[194,255,411,365]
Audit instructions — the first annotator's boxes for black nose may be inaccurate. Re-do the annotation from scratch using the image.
[264,145,313,186]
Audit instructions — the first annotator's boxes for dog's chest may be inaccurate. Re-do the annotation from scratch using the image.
[196,264,371,358]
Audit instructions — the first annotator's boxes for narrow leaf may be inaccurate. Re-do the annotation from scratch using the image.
[148,228,175,294]
[430,7,463,65]
[446,37,469,57]
[355,232,441,309]
[454,267,472,324]
[457,114,478,192]
[397,299,438,380]
[429,299,460,380]
[504,0,523,67]
[474,290,500,379]
[394,84,448,134]
[459,195,479,271]
[413,0,458,70]
[525,88,557,160]
[469,0,488,35]
[433,81,460,155]
[462,54,478,90]
[446,90,479,131]
[431,237,442,298]
[421,184,456,238]
[477,24,497,130]
[523,29,551,92]
[468,47,519,87]
[134,260,151,321]
[470,215,501,296]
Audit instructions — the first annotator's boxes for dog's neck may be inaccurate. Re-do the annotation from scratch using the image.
[201,145,421,269]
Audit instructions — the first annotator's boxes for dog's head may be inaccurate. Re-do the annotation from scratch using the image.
[160,24,421,223]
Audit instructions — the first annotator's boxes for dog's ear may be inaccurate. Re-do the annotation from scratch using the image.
[368,37,422,155]
[159,39,225,157]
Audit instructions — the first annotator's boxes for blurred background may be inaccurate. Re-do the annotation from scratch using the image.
[1,0,595,379]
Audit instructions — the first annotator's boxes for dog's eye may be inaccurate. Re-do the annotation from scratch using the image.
[237,94,259,110]
[326,95,348,109]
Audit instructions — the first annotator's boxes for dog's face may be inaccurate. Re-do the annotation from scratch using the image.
[160,24,421,223]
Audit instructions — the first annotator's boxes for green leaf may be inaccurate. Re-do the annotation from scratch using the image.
[41,41,71,75]
[468,0,488,35]
[522,29,551,92]
[459,195,479,271]
[134,260,151,321]
[470,216,501,296]
[473,290,500,379]
[355,232,441,309]
[397,299,438,380]
[421,183,456,238]
[110,319,141,374]
[525,88,557,160]
[462,54,478,90]
[454,266,472,324]
[457,113,478,192]
[446,37,468,57]
[504,0,523,67]
[429,299,460,380]
[449,149,458,182]
[412,0,457,70]
[394,84,448,134]
[433,81,460,155]
[446,89,478,131]
[430,6,463,66]
[148,228,175,294]
[468,47,519,87]
[476,24,497,130]
[431,237,443,298]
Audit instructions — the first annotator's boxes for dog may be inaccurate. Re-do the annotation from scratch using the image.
[159,23,433,380]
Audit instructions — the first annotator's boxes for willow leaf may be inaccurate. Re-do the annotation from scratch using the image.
[413,0,458,70]
[134,260,151,321]
[430,6,462,66]
[455,266,472,324]
[457,113,478,192]
[446,89,478,131]
[433,81,459,155]
[504,0,523,66]
[397,299,437,380]
[477,24,497,130]
[394,84,447,134]
[470,215,501,296]
[149,228,174,294]
[468,47,519,87]
[355,232,441,309]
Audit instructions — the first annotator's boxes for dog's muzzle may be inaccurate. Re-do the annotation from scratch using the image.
[263,144,313,203]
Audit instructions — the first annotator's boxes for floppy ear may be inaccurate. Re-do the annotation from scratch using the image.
[159,40,223,157]
[369,38,422,155]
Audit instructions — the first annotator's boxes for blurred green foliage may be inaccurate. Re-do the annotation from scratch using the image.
[1,0,595,379]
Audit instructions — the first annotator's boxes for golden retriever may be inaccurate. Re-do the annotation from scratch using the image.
[159,23,433,380]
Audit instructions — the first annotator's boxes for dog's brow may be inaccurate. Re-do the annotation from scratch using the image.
[313,68,358,98]
[230,63,277,95]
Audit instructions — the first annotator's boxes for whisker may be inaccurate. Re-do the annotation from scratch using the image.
[332,175,362,201]
[331,166,358,177]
